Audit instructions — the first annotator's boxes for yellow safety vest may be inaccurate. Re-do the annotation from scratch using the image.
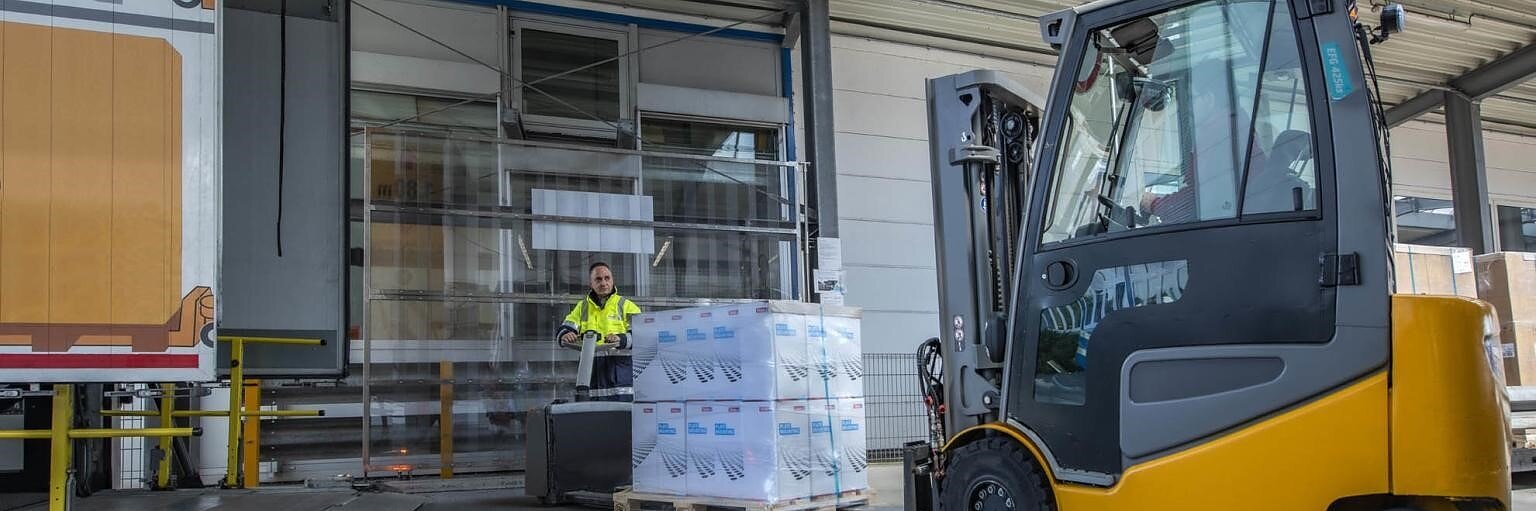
[561,292,641,346]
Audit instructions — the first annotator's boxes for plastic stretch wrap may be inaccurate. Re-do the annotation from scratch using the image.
[632,301,866,502]
[1474,252,1536,386]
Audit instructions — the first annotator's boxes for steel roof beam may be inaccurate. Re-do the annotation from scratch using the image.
[1385,41,1536,127]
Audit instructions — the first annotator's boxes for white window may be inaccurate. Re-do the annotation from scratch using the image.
[511,17,636,140]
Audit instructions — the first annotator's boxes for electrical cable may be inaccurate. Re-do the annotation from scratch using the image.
[277,0,288,257]
[1357,22,1397,280]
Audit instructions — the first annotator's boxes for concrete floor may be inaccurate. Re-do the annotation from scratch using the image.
[6,464,1534,510]
[0,464,905,511]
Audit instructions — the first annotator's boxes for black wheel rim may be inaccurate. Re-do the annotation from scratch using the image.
[966,478,1017,511]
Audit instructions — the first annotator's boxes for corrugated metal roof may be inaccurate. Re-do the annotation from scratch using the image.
[584,0,1536,133]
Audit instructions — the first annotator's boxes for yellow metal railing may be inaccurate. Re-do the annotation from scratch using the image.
[0,335,327,509]
[216,335,325,488]
[99,335,326,491]
[0,385,197,511]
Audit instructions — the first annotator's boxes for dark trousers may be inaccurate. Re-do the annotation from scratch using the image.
[589,355,633,402]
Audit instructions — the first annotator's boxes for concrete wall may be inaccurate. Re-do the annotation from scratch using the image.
[814,36,1053,354]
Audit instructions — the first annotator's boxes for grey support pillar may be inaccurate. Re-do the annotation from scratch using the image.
[800,0,838,238]
[1444,91,1496,254]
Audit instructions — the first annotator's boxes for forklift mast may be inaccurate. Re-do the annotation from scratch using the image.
[924,71,1045,438]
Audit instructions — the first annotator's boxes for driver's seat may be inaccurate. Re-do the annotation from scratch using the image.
[1244,129,1314,213]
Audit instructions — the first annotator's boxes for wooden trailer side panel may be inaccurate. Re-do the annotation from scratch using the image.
[0,23,185,350]
[0,22,53,337]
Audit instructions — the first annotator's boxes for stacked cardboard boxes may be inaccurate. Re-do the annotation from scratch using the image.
[1474,252,1536,385]
[1394,244,1478,298]
[630,301,866,503]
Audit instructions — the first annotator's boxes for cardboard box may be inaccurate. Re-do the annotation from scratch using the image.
[680,400,814,502]
[1474,252,1536,385]
[632,403,660,493]
[682,312,720,396]
[809,314,865,399]
[1394,244,1477,298]
[639,402,688,495]
[685,402,733,497]
[735,306,811,401]
[634,312,693,402]
[633,302,860,402]
[810,398,869,497]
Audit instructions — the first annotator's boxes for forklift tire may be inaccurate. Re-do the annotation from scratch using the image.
[939,436,1054,511]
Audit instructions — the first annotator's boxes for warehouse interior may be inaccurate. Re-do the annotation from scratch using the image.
[6,0,1536,510]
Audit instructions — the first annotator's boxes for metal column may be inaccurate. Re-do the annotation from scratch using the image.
[1444,91,1496,254]
[799,0,839,301]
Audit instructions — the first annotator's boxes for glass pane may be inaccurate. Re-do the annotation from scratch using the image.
[352,90,417,123]
[647,229,797,300]
[367,132,502,208]
[1498,205,1536,251]
[644,157,795,226]
[1241,0,1318,215]
[641,117,780,160]
[1035,261,1189,406]
[1395,196,1456,246]
[1042,0,1275,243]
[640,118,790,226]
[357,128,802,477]
[351,90,496,134]
[521,29,621,122]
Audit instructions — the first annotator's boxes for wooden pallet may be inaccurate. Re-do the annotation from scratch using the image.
[614,488,871,511]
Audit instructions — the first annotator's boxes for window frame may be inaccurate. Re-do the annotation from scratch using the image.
[1034,0,1325,254]
[510,15,638,141]
[1494,202,1536,252]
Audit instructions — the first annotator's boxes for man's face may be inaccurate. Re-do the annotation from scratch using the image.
[590,266,614,295]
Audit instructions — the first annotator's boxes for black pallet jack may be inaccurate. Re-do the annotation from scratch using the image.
[526,330,632,506]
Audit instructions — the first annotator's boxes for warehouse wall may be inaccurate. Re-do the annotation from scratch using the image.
[814,36,1052,354]
[1391,120,1536,209]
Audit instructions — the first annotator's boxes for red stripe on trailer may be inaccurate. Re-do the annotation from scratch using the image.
[0,354,199,368]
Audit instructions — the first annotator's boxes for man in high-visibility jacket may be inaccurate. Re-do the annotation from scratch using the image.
[556,261,642,401]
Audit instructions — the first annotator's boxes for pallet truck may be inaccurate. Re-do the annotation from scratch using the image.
[526,330,632,506]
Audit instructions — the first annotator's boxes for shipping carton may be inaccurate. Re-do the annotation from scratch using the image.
[753,399,815,502]
[632,403,660,493]
[1394,244,1477,298]
[679,400,814,502]
[634,312,694,402]
[809,314,865,399]
[634,302,859,402]
[646,402,689,495]
[685,402,734,497]
[1474,252,1536,385]
[810,398,870,497]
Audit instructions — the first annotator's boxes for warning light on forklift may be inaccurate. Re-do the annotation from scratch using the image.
[1349,4,1358,21]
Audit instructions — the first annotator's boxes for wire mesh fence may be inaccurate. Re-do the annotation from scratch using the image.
[862,353,928,463]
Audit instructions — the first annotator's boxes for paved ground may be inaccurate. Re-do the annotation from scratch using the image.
[1514,472,1536,509]
[13,464,1536,510]
[0,464,905,511]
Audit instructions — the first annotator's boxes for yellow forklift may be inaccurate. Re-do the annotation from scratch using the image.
[907,1,1512,510]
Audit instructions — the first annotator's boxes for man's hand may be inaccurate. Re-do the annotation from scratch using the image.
[560,331,578,344]
[605,334,621,347]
